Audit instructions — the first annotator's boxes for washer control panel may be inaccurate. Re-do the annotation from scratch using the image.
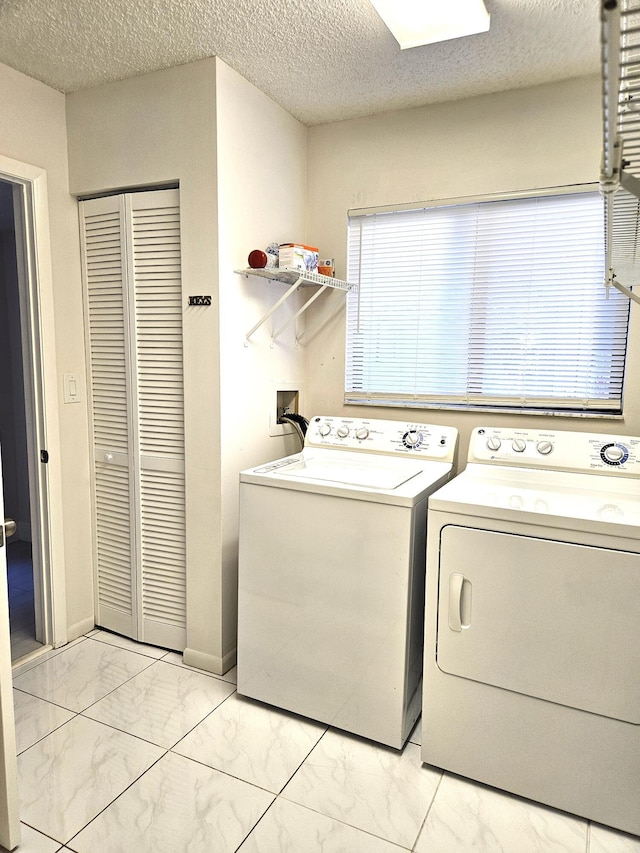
[469,426,640,475]
[306,416,458,461]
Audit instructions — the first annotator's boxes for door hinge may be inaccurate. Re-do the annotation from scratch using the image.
[40,449,49,463]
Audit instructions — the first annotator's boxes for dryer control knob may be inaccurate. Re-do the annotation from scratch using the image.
[355,427,369,440]
[486,437,501,451]
[512,439,526,453]
[602,444,625,463]
[318,424,331,437]
[536,440,554,455]
[337,426,349,438]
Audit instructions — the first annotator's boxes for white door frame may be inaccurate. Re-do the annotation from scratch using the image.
[0,154,67,651]
[0,446,21,849]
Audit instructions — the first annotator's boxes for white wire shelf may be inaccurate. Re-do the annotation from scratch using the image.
[235,267,354,292]
[600,0,640,304]
[235,267,356,344]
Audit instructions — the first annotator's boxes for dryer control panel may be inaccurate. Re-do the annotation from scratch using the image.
[306,416,458,462]
[469,426,640,476]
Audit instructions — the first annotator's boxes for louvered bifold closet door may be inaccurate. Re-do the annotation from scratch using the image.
[128,190,186,651]
[80,189,186,652]
[80,195,137,640]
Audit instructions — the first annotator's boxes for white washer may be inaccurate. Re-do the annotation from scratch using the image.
[238,415,458,748]
[422,426,640,835]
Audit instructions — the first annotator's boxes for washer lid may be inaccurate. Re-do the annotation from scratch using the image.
[242,448,452,504]
[267,454,423,490]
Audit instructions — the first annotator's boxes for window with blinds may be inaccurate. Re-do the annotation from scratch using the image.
[345,188,630,414]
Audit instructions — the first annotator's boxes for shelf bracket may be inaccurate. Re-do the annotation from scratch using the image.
[620,169,640,202]
[600,1,640,305]
[609,274,640,305]
[245,276,303,342]
[271,284,328,342]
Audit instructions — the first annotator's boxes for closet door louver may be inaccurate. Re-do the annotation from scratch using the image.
[81,196,135,640]
[129,192,186,651]
[80,189,186,651]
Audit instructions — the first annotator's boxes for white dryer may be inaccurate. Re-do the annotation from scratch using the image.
[238,415,458,748]
[422,426,640,836]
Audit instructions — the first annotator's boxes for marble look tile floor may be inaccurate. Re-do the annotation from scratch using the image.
[6,629,640,853]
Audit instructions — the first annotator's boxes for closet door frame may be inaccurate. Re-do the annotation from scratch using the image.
[81,188,186,650]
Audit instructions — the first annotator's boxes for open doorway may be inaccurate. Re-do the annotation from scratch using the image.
[0,179,42,661]
[0,155,68,664]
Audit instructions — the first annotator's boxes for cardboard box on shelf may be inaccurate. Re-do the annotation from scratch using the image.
[279,243,319,272]
[318,258,335,277]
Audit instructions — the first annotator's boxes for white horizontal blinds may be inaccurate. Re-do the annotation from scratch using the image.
[80,196,136,635]
[346,191,630,412]
[128,190,186,650]
[608,188,640,284]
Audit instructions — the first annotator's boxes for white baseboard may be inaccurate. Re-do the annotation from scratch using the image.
[65,616,95,644]
[183,646,237,676]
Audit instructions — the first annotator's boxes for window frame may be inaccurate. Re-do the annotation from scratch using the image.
[344,184,630,418]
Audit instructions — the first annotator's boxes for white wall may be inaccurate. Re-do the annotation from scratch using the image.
[66,57,308,670]
[0,62,91,638]
[304,76,640,462]
[66,59,224,667]
[214,58,308,659]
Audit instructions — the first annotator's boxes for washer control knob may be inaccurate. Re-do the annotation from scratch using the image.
[403,430,422,447]
[512,439,526,453]
[336,426,349,438]
[536,440,554,455]
[486,437,501,451]
[318,423,331,437]
[603,444,625,463]
[355,427,369,440]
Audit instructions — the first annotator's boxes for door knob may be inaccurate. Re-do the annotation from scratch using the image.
[3,520,16,538]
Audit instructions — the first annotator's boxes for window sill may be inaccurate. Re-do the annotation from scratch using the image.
[344,398,624,420]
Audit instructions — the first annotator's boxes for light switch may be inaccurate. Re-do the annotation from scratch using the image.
[63,373,82,404]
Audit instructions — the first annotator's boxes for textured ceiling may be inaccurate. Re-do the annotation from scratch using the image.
[0,0,601,126]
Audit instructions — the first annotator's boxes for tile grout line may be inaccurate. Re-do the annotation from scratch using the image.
[160,654,238,684]
[88,635,170,661]
[15,713,79,757]
[272,793,414,852]
[275,726,419,850]
[11,637,89,679]
[275,721,331,795]
[409,764,444,852]
[169,686,239,753]
[12,685,80,716]
[232,796,276,853]
[67,641,160,714]
[80,684,238,753]
[63,749,170,852]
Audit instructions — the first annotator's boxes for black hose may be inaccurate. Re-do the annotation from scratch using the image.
[278,413,309,449]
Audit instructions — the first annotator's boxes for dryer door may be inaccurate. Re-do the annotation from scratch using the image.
[436,525,640,723]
